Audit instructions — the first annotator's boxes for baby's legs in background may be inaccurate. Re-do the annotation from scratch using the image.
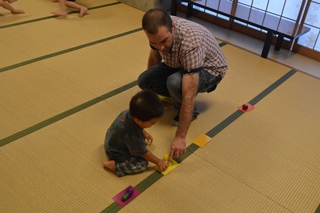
[0,0,24,14]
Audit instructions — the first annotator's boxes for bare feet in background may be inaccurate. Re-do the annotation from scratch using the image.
[78,6,87,18]
[0,0,25,14]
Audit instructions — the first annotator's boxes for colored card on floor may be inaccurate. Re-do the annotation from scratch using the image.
[156,154,179,175]
[193,133,212,147]
[237,103,255,112]
[161,159,179,175]
[112,185,140,206]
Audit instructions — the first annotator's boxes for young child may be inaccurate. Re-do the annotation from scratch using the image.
[0,0,25,14]
[51,0,88,18]
[103,90,169,177]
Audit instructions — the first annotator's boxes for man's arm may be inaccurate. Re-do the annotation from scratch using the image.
[147,49,162,69]
[169,72,199,161]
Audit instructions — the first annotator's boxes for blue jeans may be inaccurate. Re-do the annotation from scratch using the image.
[137,63,222,116]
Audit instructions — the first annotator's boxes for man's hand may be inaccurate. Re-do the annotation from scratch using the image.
[168,136,186,162]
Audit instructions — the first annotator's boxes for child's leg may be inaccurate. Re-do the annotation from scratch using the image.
[65,1,88,18]
[102,159,115,171]
[5,0,17,4]
[113,158,149,177]
[0,0,24,14]
[51,0,67,16]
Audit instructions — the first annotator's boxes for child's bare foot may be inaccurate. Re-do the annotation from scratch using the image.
[102,160,115,171]
[11,8,24,14]
[51,10,67,16]
[78,6,88,18]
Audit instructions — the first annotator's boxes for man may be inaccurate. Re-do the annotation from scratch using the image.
[138,9,227,162]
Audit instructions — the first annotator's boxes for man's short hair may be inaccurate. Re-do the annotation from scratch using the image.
[130,90,164,122]
[142,8,172,34]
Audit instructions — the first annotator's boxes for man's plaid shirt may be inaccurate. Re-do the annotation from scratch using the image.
[160,16,228,78]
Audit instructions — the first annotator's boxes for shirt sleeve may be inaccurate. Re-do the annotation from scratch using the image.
[180,40,205,72]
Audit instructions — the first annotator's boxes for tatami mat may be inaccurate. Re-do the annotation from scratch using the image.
[0,87,152,212]
[0,3,144,68]
[194,71,320,212]
[0,30,149,139]
[123,154,291,213]
[1,1,319,213]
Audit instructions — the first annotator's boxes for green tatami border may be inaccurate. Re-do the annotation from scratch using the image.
[207,69,297,138]
[1,35,301,212]
[0,2,121,29]
[0,81,137,147]
[0,27,142,73]
[0,42,227,145]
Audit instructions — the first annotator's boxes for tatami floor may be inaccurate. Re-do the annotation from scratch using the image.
[1,1,320,213]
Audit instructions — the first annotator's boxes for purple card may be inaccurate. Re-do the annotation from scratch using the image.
[112,185,140,206]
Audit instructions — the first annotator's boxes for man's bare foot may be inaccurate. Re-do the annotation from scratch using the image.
[6,0,17,4]
[78,7,88,18]
[51,10,67,16]
[11,9,25,14]
[102,160,115,171]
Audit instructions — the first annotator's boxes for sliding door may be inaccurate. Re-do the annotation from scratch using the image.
[179,0,320,60]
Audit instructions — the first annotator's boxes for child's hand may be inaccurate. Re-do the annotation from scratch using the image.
[156,159,169,172]
[143,130,153,145]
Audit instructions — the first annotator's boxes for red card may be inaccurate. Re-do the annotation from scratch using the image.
[237,103,254,112]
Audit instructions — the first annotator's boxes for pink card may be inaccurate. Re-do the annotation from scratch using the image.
[112,185,140,206]
[237,103,254,112]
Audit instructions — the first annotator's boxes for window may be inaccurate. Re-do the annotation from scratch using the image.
[180,0,320,58]
[298,1,320,51]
